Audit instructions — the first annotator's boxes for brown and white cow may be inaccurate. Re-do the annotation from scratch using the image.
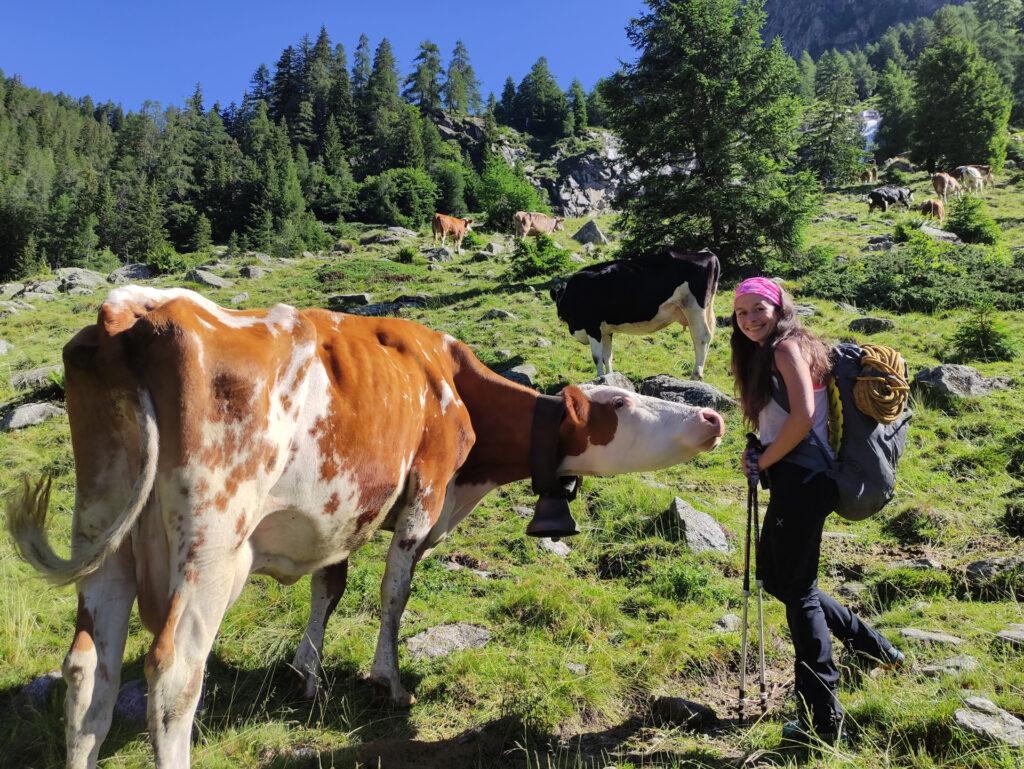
[919,198,945,221]
[859,165,878,184]
[7,286,725,769]
[932,172,961,203]
[431,213,473,254]
[513,211,565,239]
[953,164,993,189]
[954,165,985,194]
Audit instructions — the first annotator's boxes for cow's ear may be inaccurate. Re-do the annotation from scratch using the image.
[562,386,590,425]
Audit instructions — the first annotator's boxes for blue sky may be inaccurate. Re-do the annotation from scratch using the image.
[2,1,647,111]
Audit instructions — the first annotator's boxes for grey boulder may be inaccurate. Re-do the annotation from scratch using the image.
[900,628,963,646]
[913,365,1012,400]
[328,293,373,311]
[849,317,894,334]
[238,265,269,279]
[639,375,736,411]
[589,372,635,392]
[2,403,65,431]
[11,364,62,390]
[56,267,106,292]
[405,623,492,661]
[919,655,979,677]
[571,220,610,246]
[185,269,233,289]
[662,497,731,554]
[107,263,154,284]
[500,364,537,388]
[954,696,1024,748]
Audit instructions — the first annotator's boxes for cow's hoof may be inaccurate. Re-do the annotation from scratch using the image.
[367,674,416,708]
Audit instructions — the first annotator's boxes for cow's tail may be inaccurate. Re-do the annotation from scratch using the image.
[6,388,159,587]
[705,253,720,337]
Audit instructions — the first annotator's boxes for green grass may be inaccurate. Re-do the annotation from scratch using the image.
[1,203,1022,768]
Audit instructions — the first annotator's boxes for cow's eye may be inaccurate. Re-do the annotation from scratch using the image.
[612,396,627,409]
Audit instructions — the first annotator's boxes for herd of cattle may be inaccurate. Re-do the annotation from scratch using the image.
[866,163,994,221]
[7,212,724,767]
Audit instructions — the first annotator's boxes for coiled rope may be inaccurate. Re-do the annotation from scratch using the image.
[854,344,910,425]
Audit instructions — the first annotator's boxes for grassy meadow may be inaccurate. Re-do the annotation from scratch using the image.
[1,172,1023,768]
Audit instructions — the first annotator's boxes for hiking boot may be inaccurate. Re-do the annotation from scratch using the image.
[880,644,906,669]
[781,717,848,747]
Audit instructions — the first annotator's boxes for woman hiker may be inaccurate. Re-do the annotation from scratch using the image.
[731,277,904,743]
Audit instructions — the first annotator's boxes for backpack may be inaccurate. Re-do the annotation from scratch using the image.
[772,342,912,521]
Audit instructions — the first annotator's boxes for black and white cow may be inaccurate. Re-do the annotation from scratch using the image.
[550,248,720,379]
[867,185,914,213]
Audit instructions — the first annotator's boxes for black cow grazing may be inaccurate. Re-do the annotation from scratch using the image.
[867,185,914,213]
[550,248,720,380]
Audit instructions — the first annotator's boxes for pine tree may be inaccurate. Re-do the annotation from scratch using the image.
[802,50,863,183]
[586,81,610,127]
[352,34,372,101]
[496,76,516,125]
[443,41,481,114]
[292,100,317,150]
[875,61,915,159]
[328,44,357,151]
[605,0,817,274]
[798,51,816,101]
[568,79,588,136]
[367,38,400,117]
[513,57,571,139]
[403,41,443,113]
[912,36,1012,171]
[270,46,301,126]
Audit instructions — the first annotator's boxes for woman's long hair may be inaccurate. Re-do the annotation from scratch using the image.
[730,287,832,426]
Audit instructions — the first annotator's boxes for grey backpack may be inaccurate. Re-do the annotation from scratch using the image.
[773,342,912,521]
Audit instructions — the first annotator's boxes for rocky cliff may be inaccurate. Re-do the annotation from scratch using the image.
[763,0,962,56]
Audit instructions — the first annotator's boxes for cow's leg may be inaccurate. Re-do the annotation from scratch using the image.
[601,333,614,374]
[146,555,240,769]
[369,478,446,707]
[64,546,136,769]
[684,310,714,381]
[293,560,348,698]
[588,336,605,377]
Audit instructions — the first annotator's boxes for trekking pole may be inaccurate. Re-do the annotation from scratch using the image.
[751,476,768,716]
[737,452,754,724]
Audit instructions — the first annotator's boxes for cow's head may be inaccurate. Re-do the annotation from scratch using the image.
[463,219,474,230]
[554,217,566,232]
[557,384,724,476]
[549,279,567,306]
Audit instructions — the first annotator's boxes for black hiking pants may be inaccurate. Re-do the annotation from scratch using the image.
[757,462,892,729]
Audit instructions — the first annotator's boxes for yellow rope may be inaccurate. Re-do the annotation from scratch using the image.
[853,344,910,424]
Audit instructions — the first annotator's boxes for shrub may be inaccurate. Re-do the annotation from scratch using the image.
[357,167,439,228]
[946,196,1001,245]
[476,152,549,232]
[893,214,925,243]
[430,160,468,217]
[883,167,909,186]
[506,234,573,280]
[461,229,485,251]
[943,305,1017,363]
[145,242,189,274]
[80,247,121,274]
[648,560,730,604]
[766,244,835,278]
[396,245,417,264]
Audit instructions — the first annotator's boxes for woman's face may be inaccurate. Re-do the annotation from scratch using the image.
[733,293,778,345]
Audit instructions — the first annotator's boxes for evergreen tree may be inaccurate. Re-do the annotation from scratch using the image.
[912,36,1012,171]
[443,40,481,114]
[513,57,571,139]
[496,76,516,125]
[403,40,443,113]
[875,60,915,159]
[586,81,610,127]
[270,45,302,126]
[367,38,400,117]
[352,34,372,102]
[292,100,317,150]
[798,51,816,101]
[371,104,425,171]
[305,26,335,149]
[328,44,357,151]
[802,50,863,183]
[605,0,817,273]
[568,79,588,136]
[847,50,877,99]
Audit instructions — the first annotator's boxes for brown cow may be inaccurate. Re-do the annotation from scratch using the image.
[431,213,473,254]
[953,164,994,188]
[513,211,565,239]
[859,165,878,184]
[920,199,945,221]
[932,172,960,203]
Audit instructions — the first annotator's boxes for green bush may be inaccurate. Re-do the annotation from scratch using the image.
[802,233,1024,311]
[946,196,1002,245]
[460,229,484,251]
[884,167,909,186]
[648,560,730,604]
[357,167,439,228]
[430,160,468,217]
[476,152,549,232]
[396,245,417,264]
[766,244,835,278]
[893,214,925,243]
[81,247,121,274]
[145,242,190,274]
[943,305,1017,363]
[506,234,573,280]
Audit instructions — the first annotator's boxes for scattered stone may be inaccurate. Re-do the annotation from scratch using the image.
[662,498,731,554]
[56,267,106,292]
[793,303,816,317]
[115,679,147,725]
[570,254,586,264]
[501,364,537,388]
[442,559,492,579]
[331,241,355,255]
[837,302,861,314]
[966,556,1024,587]
[405,623,492,661]
[238,265,269,279]
[533,337,552,348]
[995,625,1024,652]
[919,655,979,677]
[301,251,317,259]
[423,246,454,262]
[589,372,636,392]
[565,662,588,676]
[387,226,419,239]
[17,670,62,710]
[19,291,56,302]
[849,317,894,334]
[248,252,273,264]
[1,403,65,431]
[900,628,963,646]
[639,374,737,411]
[650,696,717,730]
[470,250,491,262]
[571,220,610,246]
[836,581,869,603]
[482,241,503,255]
[0,282,25,299]
[328,293,373,311]
[539,538,572,557]
[0,301,23,317]
[350,301,404,317]
[0,340,12,355]
[838,214,858,222]
[513,505,533,519]
[185,269,233,289]
[17,278,59,296]
[715,613,742,632]
[822,531,861,541]
[954,696,1024,748]
[913,365,1012,400]
[892,557,943,571]
[229,292,249,306]
[11,365,62,390]
[393,293,428,308]
[480,308,516,321]
[920,224,962,244]
[107,263,154,284]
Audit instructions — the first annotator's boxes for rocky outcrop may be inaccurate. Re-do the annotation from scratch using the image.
[543,131,643,218]
[763,1,962,57]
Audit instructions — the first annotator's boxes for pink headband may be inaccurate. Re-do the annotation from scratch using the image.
[734,277,782,307]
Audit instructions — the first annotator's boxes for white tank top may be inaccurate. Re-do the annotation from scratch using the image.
[758,383,832,456]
